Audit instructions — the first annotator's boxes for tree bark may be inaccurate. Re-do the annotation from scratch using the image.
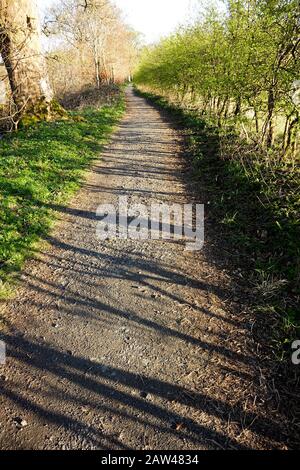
[234,96,241,116]
[285,113,299,156]
[265,86,275,148]
[0,0,53,115]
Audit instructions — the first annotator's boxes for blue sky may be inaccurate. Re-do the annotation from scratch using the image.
[38,0,198,44]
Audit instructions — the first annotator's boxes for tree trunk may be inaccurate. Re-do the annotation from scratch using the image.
[94,55,101,89]
[254,107,259,134]
[0,0,53,116]
[285,113,299,156]
[218,97,228,127]
[282,113,291,151]
[266,86,275,148]
[234,96,241,116]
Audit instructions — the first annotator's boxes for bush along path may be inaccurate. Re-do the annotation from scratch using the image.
[0,87,298,450]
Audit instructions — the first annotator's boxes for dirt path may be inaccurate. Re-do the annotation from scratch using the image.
[0,88,289,450]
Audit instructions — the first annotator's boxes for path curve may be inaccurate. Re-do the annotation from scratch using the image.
[0,88,288,450]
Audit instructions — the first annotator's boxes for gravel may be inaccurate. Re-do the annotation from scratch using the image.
[0,88,290,450]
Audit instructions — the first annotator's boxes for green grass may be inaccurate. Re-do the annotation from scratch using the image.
[0,96,125,295]
[135,87,300,358]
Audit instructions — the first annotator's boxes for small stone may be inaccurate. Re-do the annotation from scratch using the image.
[52,323,59,328]
[175,422,185,431]
[0,374,8,381]
[13,417,28,428]
[140,391,148,399]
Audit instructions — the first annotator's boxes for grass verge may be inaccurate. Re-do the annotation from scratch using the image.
[0,92,125,297]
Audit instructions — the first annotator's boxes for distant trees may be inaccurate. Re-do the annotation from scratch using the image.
[45,0,138,96]
[0,0,53,118]
[135,0,300,157]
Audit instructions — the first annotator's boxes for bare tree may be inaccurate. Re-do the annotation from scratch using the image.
[44,0,138,93]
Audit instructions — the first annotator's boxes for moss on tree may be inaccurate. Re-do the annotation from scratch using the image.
[19,99,69,128]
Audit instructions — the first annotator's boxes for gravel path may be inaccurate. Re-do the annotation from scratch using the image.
[0,88,289,450]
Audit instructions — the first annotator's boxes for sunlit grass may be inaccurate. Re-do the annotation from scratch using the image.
[0,98,125,293]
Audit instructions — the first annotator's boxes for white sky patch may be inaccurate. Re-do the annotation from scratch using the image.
[38,0,199,44]
[112,0,197,43]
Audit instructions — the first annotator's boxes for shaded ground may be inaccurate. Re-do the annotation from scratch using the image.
[0,88,291,450]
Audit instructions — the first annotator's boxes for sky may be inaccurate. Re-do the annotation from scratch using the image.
[38,0,198,44]
[112,0,197,43]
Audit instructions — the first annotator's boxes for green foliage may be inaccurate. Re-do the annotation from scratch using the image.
[135,0,300,154]
[0,96,125,294]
